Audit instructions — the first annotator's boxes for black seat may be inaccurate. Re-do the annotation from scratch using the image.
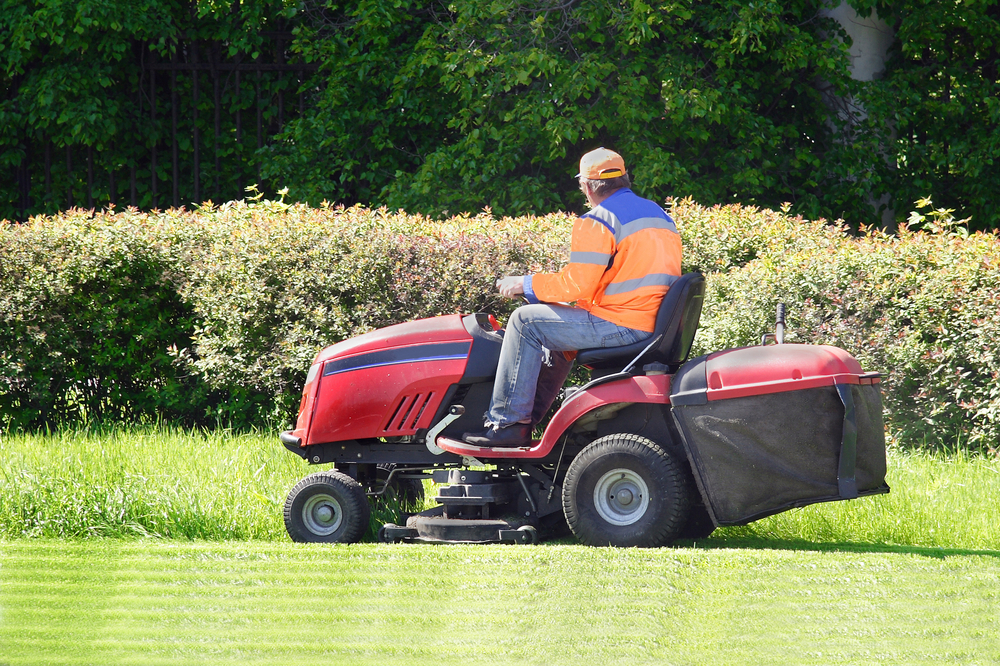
[575,271,705,374]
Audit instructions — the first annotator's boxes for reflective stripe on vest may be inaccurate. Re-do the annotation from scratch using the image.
[569,251,613,266]
[603,272,680,297]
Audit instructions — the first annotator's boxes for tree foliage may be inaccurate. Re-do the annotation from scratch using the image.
[265,0,859,220]
[2,0,999,228]
[856,0,1000,231]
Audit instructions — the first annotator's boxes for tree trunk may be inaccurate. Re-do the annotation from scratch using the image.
[819,1,896,227]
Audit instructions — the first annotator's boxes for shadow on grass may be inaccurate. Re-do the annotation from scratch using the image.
[675,536,1000,561]
[535,534,1000,559]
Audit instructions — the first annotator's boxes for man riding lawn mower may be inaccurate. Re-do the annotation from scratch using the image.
[279,149,889,547]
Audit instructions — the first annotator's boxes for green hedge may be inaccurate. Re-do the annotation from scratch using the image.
[0,198,567,429]
[677,198,1000,452]
[2,198,998,452]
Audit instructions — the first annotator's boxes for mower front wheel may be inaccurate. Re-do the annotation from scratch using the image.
[284,471,370,543]
[562,433,691,548]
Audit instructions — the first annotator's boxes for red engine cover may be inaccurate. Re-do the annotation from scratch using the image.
[305,315,474,445]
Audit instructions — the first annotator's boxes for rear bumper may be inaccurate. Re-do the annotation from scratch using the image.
[280,430,304,456]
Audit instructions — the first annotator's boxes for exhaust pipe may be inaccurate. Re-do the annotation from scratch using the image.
[775,303,786,345]
[761,303,787,346]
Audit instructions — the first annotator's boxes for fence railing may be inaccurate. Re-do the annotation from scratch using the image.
[8,32,319,221]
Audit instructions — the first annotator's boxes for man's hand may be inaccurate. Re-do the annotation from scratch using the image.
[496,276,525,299]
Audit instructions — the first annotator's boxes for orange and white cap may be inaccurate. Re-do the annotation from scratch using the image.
[576,147,627,180]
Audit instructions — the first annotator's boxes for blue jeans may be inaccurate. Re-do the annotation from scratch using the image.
[487,304,652,428]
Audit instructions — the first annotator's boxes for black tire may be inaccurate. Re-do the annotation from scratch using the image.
[284,470,371,543]
[518,525,539,545]
[376,524,400,543]
[562,433,691,548]
[388,477,425,510]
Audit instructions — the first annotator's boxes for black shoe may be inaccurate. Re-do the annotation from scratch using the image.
[462,424,532,447]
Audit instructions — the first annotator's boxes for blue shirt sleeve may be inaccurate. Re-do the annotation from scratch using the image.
[523,275,539,304]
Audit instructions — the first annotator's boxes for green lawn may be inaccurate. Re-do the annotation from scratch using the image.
[2,540,998,665]
[1,429,998,664]
[2,428,999,549]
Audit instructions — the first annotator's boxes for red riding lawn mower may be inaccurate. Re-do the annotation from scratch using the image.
[279,272,889,547]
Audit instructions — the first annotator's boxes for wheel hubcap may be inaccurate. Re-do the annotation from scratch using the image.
[302,493,344,536]
[594,468,650,526]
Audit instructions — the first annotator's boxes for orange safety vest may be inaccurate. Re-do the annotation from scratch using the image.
[524,188,682,333]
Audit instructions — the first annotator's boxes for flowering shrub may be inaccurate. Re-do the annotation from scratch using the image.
[0,210,208,427]
[2,197,997,452]
[172,199,570,424]
[0,199,569,428]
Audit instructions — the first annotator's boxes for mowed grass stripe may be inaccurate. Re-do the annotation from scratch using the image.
[3,541,1000,665]
[2,431,1000,664]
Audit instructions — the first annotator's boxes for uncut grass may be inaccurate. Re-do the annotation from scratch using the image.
[0,427,425,541]
[1,429,999,550]
[0,427,305,540]
[717,448,1000,551]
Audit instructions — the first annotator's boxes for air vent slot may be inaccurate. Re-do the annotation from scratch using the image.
[408,392,434,430]
[384,396,412,432]
[384,392,435,433]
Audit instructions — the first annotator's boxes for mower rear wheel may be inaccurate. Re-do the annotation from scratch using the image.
[284,471,370,543]
[562,433,690,548]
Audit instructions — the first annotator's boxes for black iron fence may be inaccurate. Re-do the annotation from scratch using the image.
[8,32,319,221]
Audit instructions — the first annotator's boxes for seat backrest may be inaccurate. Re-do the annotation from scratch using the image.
[575,272,705,372]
